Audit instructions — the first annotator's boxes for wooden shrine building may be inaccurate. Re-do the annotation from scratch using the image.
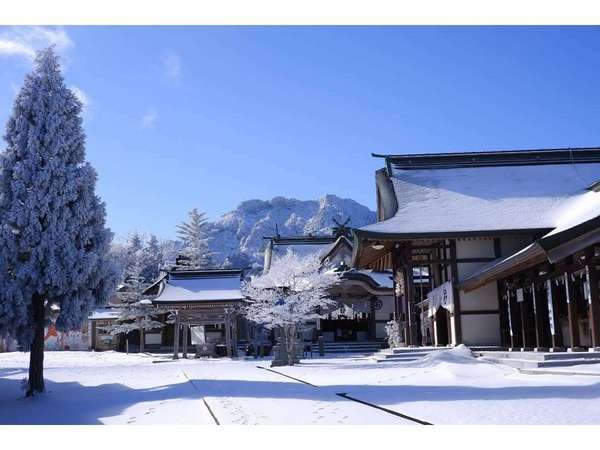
[352,147,600,348]
[145,269,246,358]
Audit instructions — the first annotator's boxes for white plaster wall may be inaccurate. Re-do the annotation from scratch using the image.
[460,314,501,345]
[460,283,499,311]
[456,238,495,258]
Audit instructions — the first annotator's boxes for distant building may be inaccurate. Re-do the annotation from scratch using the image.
[352,147,600,349]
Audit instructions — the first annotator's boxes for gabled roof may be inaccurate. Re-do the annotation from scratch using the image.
[320,235,353,263]
[150,269,245,305]
[358,148,600,239]
[266,235,338,259]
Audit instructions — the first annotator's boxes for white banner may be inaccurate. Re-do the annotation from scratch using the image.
[427,281,454,318]
[190,326,206,345]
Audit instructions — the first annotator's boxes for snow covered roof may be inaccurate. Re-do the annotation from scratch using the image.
[459,190,600,291]
[353,270,394,289]
[270,236,338,259]
[152,270,245,304]
[360,163,600,237]
[89,308,120,320]
[358,148,600,238]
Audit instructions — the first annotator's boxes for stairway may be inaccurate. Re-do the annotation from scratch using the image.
[476,350,600,369]
[321,341,386,354]
[371,346,447,363]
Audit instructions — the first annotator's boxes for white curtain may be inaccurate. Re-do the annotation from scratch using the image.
[427,281,454,317]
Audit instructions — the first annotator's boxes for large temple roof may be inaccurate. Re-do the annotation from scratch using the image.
[357,148,600,238]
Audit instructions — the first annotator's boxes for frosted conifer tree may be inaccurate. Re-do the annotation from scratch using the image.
[140,234,163,281]
[103,256,164,353]
[0,47,118,396]
[242,251,338,366]
[175,208,212,269]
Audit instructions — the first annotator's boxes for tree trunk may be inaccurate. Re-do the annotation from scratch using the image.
[139,326,145,353]
[285,323,296,366]
[27,294,45,396]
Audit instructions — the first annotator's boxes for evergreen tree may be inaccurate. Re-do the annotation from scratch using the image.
[0,47,118,396]
[140,234,163,281]
[175,208,212,269]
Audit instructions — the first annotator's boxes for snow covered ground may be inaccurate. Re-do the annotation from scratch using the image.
[2,346,600,425]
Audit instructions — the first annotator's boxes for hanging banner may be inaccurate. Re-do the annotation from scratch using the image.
[516,288,524,303]
[427,281,454,318]
[507,295,513,337]
[190,326,206,345]
[546,280,555,336]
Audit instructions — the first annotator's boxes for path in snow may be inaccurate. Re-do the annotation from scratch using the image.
[0,351,410,425]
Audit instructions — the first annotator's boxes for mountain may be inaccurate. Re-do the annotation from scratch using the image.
[205,194,376,269]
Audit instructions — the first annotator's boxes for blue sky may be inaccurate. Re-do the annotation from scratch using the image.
[2,26,600,241]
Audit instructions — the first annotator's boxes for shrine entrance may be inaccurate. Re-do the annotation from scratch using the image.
[320,315,370,341]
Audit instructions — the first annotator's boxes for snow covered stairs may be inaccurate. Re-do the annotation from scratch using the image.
[371,346,447,363]
[476,350,600,369]
[321,341,385,354]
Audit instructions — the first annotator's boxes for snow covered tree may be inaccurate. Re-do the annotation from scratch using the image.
[175,208,212,269]
[104,246,165,353]
[0,47,118,396]
[140,234,163,282]
[242,251,339,366]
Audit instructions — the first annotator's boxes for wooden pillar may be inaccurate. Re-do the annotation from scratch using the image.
[585,247,600,350]
[369,298,377,340]
[565,272,581,350]
[224,311,232,357]
[532,283,550,351]
[139,327,145,354]
[172,310,180,360]
[231,313,238,357]
[547,279,564,351]
[403,243,418,346]
[391,246,402,325]
[517,288,532,350]
[182,325,189,359]
[449,240,462,345]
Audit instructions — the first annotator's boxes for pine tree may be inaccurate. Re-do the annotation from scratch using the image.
[0,47,118,396]
[140,234,163,281]
[175,208,212,269]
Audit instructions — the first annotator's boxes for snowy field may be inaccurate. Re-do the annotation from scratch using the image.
[2,346,600,425]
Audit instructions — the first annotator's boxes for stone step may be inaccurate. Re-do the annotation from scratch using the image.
[387,347,447,355]
[376,351,436,360]
[480,355,600,369]
[373,356,422,363]
[477,350,600,362]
